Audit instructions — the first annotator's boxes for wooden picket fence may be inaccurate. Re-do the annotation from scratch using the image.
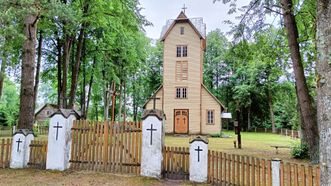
[208,150,320,186]
[70,120,142,174]
[28,140,48,169]
[0,138,12,168]
[163,146,190,180]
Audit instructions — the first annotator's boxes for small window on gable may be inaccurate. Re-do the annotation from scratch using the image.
[180,27,184,35]
[207,110,214,124]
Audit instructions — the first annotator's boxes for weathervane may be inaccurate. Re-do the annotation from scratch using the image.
[182,4,188,13]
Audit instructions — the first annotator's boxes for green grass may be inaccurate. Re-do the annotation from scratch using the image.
[165,130,304,163]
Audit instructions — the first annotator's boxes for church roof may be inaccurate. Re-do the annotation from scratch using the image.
[160,11,206,41]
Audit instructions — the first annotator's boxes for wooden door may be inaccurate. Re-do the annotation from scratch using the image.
[174,109,189,134]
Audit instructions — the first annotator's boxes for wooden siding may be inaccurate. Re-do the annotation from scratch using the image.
[163,22,203,134]
[201,86,221,134]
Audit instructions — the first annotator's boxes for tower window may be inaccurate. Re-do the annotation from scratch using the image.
[176,45,188,57]
[180,27,184,35]
[175,87,187,99]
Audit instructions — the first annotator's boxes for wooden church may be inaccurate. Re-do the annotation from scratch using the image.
[144,11,225,135]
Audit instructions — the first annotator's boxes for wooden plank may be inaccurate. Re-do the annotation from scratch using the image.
[1,139,4,168]
[211,150,214,183]
[103,120,109,171]
[240,155,244,186]
[236,155,240,186]
[261,159,266,186]
[315,166,320,186]
[252,157,255,186]
[294,163,298,186]
[219,152,223,185]
[308,166,313,186]
[232,154,235,185]
[267,160,272,186]
[246,156,250,186]
[286,163,291,186]
[256,158,260,186]
[280,162,284,186]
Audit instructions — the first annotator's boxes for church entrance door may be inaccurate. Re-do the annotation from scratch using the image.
[174,109,189,134]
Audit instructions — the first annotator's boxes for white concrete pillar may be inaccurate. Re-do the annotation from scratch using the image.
[272,158,281,186]
[10,129,35,168]
[46,109,78,171]
[189,136,208,183]
[141,109,165,179]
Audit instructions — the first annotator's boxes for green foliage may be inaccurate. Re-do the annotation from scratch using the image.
[291,142,309,159]
[0,79,19,126]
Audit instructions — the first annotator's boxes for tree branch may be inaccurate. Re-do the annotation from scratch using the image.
[264,6,283,15]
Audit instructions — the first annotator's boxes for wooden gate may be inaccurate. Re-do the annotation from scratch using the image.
[28,140,48,169]
[163,146,189,180]
[70,120,142,174]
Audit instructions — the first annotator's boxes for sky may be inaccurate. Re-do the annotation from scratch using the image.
[139,0,250,40]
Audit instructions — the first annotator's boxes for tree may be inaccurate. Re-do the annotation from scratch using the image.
[316,0,331,184]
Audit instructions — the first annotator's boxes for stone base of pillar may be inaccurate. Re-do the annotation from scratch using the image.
[10,129,34,169]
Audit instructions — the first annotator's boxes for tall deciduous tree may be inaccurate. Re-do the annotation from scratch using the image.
[317,0,331,184]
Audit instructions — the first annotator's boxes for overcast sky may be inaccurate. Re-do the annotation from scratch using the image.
[139,0,250,40]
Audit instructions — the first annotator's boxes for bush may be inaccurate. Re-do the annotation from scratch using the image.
[290,142,309,159]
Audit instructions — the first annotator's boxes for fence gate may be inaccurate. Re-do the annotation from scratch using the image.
[28,140,48,169]
[163,146,189,180]
[70,120,142,174]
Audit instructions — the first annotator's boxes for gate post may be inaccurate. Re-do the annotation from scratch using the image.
[10,129,34,168]
[141,109,165,178]
[46,109,79,171]
[189,136,208,183]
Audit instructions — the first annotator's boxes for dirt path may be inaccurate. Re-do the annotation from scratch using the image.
[0,169,207,186]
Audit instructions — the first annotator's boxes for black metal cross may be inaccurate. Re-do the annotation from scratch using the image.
[195,146,203,162]
[146,124,157,145]
[182,4,188,13]
[16,138,22,152]
[148,95,160,110]
[53,122,63,141]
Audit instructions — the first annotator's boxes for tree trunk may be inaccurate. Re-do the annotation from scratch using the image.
[18,14,38,129]
[0,53,7,99]
[85,53,97,118]
[60,35,72,108]
[103,83,110,121]
[123,82,126,122]
[68,27,86,109]
[118,82,123,122]
[268,89,276,133]
[34,30,43,112]
[317,0,331,184]
[56,33,62,108]
[247,105,251,131]
[281,0,319,163]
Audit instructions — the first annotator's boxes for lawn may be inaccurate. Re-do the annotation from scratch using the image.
[0,169,205,186]
[165,131,304,163]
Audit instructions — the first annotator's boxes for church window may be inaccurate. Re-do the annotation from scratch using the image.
[175,87,187,99]
[176,45,188,57]
[180,27,184,35]
[207,110,214,124]
[176,61,188,81]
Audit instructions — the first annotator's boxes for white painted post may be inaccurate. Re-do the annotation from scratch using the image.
[272,158,281,186]
[189,136,208,183]
[10,129,35,168]
[141,110,165,178]
[46,109,78,171]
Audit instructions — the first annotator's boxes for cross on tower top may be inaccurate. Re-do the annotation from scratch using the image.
[148,94,160,110]
[182,4,188,13]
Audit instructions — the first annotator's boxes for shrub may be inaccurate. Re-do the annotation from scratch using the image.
[290,142,309,159]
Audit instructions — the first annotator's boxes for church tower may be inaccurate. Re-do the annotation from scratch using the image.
[144,11,224,134]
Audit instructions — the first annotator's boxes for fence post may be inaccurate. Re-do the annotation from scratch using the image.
[46,109,79,171]
[272,158,281,186]
[189,136,209,183]
[141,109,165,178]
[10,129,34,168]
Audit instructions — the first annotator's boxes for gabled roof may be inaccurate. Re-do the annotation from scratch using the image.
[201,84,226,110]
[35,103,58,116]
[160,11,206,41]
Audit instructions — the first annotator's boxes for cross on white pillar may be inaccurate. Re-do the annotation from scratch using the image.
[195,146,203,162]
[53,122,63,141]
[146,124,157,145]
[190,136,208,183]
[16,138,23,152]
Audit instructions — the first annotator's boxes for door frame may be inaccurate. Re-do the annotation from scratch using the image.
[173,109,189,134]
